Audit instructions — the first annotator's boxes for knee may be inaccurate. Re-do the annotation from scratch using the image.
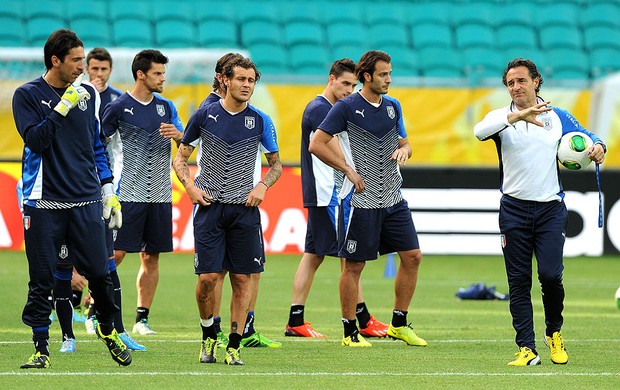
[400,250,422,268]
[197,273,218,292]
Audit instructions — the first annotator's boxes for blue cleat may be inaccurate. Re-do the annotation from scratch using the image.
[73,306,86,323]
[120,331,147,351]
[59,338,76,353]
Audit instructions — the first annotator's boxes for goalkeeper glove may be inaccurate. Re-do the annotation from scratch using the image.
[102,183,122,229]
[54,73,91,117]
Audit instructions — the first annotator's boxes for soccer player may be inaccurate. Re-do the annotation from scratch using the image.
[173,56,282,366]
[86,47,146,351]
[286,58,389,338]
[309,50,427,348]
[474,58,606,366]
[16,180,83,354]
[102,49,184,336]
[12,28,131,368]
[198,52,281,349]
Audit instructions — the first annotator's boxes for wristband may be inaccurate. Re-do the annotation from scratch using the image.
[258,180,269,190]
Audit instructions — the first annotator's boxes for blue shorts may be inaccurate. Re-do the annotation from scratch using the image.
[304,206,338,257]
[193,202,265,275]
[114,202,173,253]
[338,199,419,261]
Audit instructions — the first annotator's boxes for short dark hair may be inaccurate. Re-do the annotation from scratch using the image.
[131,49,168,81]
[330,58,356,78]
[43,29,83,70]
[87,47,113,67]
[502,58,544,93]
[222,56,261,83]
[355,50,391,83]
[213,52,244,91]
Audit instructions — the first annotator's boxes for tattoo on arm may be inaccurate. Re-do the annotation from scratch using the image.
[173,143,195,186]
[262,152,282,187]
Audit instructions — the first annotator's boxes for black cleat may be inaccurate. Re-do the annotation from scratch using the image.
[96,325,132,366]
[20,352,50,369]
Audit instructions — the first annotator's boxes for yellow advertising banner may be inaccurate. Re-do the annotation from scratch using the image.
[3,82,615,167]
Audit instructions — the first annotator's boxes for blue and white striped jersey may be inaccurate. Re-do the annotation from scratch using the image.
[182,101,279,204]
[301,94,341,208]
[474,98,604,202]
[99,84,123,189]
[99,84,122,116]
[318,92,407,209]
[101,92,183,203]
[12,76,112,205]
[194,92,223,169]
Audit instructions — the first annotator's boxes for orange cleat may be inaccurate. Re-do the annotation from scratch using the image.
[360,315,389,338]
[285,322,327,338]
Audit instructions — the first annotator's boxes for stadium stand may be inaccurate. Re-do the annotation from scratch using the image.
[27,18,67,47]
[3,0,620,82]
[410,24,454,50]
[539,26,583,51]
[327,23,369,52]
[241,21,282,47]
[0,18,26,47]
[70,20,113,48]
[454,25,496,50]
[197,20,239,49]
[112,19,153,48]
[156,21,197,48]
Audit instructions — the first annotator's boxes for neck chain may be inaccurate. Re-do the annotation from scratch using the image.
[43,75,66,98]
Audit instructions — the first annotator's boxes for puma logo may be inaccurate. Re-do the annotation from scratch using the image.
[355,109,365,118]
[124,107,134,115]
[41,100,52,109]
[208,114,219,122]
[253,257,262,265]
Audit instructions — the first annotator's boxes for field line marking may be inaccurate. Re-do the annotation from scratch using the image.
[0,371,618,377]
[2,338,620,345]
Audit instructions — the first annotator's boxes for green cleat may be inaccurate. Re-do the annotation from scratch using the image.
[20,352,51,369]
[216,331,229,349]
[199,337,217,363]
[544,331,568,364]
[341,330,372,347]
[508,347,541,366]
[225,347,244,366]
[241,332,282,348]
[96,325,132,366]
[387,323,427,346]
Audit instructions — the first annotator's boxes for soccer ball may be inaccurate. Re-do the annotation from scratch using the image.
[616,286,620,309]
[557,132,593,170]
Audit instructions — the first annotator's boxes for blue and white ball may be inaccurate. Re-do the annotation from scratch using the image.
[557,132,593,170]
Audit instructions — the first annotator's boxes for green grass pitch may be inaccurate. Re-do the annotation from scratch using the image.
[0,251,618,389]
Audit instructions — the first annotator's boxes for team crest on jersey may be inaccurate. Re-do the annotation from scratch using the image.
[387,105,395,119]
[500,234,506,248]
[59,244,69,259]
[245,116,255,129]
[78,100,87,111]
[156,104,166,117]
[542,118,551,131]
[346,239,357,253]
[23,215,30,230]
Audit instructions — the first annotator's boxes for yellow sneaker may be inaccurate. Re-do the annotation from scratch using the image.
[342,330,372,347]
[507,347,541,366]
[387,323,427,346]
[544,331,568,364]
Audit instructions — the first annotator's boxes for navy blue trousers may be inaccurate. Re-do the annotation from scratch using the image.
[22,203,117,329]
[499,195,567,350]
